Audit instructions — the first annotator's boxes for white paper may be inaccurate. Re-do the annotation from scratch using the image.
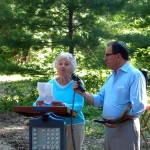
[37,82,54,104]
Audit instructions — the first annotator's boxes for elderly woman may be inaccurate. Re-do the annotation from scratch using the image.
[33,52,85,150]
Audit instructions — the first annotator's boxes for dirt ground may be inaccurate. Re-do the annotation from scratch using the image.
[0,111,104,150]
[0,111,29,150]
[0,111,149,150]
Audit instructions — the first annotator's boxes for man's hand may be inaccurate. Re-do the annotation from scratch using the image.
[73,81,83,94]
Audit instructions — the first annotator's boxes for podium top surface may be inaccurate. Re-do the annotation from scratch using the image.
[13,106,77,117]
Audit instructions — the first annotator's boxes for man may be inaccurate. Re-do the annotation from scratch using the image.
[73,41,147,150]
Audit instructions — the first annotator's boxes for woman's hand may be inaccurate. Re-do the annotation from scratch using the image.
[36,100,45,106]
[51,101,65,106]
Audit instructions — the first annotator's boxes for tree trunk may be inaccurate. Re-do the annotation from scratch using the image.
[68,9,74,54]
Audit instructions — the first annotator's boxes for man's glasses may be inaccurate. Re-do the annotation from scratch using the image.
[105,53,116,57]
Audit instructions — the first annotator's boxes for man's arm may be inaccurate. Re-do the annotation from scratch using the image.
[73,81,94,105]
[81,92,94,106]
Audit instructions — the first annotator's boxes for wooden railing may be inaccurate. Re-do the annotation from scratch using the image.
[140,104,150,148]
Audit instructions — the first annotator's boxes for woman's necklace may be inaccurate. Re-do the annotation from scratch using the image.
[57,77,71,86]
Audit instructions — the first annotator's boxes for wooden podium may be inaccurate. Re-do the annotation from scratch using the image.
[13,106,72,150]
[13,106,77,117]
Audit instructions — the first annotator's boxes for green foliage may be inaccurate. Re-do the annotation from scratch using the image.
[0,0,149,68]
[0,0,132,58]
[0,62,41,75]
[0,79,36,112]
[0,99,18,112]
[83,102,104,137]
[131,47,150,70]
[83,103,102,119]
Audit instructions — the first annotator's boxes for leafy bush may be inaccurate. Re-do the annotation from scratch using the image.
[83,103,104,136]
[131,47,150,70]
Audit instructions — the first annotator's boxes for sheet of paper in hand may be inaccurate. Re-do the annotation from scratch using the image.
[37,82,54,104]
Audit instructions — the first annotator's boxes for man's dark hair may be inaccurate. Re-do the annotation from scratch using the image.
[107,41,129,60]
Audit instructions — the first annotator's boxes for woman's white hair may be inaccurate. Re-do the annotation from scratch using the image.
[53,52,77,72]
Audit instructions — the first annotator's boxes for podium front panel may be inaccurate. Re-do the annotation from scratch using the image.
[29,113,66,150]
